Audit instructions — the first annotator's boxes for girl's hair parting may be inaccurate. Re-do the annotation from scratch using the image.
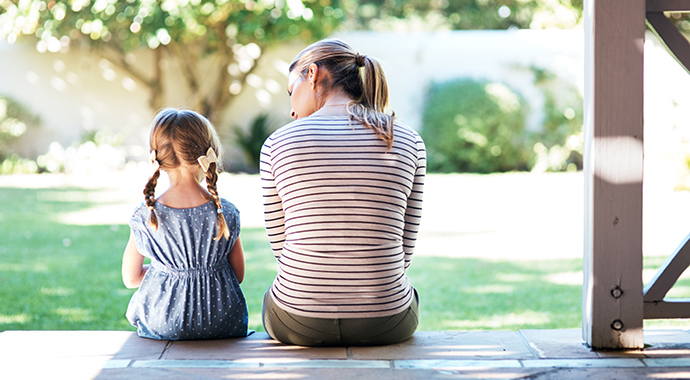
[144,108,230,240]
[289,38,395,149]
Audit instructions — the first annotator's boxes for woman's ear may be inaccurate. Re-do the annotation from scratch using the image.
[308,64,319,89]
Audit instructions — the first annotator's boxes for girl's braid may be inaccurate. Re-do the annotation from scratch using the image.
[205,162,229,240]
[144,168,160,229]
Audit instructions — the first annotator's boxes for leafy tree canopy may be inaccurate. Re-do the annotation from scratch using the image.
[0,0,341,123]
[0,0,583,127]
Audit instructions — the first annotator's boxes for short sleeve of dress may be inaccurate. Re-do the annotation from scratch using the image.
[220,197,241,245]
[128,204,155,259]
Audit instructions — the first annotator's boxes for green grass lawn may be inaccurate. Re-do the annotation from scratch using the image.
[1,184,689,333]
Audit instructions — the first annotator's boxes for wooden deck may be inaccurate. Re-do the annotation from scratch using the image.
[3,329,690,379]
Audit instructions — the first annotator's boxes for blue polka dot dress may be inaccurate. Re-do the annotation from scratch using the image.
[125,198,248,340]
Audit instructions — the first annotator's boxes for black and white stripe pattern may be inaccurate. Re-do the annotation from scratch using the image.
[260,116,426,318]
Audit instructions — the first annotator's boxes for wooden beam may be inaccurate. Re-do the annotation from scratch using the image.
[644,233,690,302]
[647,0,690,12]
[646,12,690,76]
[583,0,645,350]
[645,300,690,319]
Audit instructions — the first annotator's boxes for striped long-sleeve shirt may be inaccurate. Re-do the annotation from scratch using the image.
[260,115,426,319]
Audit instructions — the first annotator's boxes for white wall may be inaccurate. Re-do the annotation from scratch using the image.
[0,41,151,159]
[4,29,687,181]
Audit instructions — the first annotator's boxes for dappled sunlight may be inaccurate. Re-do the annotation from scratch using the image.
[0,313,28,324]
[444,311,551,330]
[494,273,533,283]
[449,372,526,379]
[236,357,313,363]
[40,287,74,296]
[221,374,305,380]
[645,349,690,357]
[427,345,501,350]
[54,307,92,323]
[0,262,48,272]
[651,372,690,379]
[543,271,582,285]
[464,284,515,294]
[423,346,520,358]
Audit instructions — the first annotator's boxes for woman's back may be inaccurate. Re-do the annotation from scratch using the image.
[261,116,426,319]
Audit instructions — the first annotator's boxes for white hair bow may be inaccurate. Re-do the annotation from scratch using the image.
[197,148,218,173]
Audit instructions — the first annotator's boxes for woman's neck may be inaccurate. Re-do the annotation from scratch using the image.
[311,92,354,117]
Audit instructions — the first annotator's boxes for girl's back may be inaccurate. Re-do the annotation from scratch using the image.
[126,198,247,340]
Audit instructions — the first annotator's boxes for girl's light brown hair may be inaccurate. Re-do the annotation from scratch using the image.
[290,38,394,149]
[145,108,230,240]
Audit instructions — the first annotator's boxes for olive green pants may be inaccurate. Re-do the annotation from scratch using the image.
[262,289,419,347]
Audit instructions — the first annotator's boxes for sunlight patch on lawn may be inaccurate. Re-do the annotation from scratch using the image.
[0,314,29,324]
[443,311,551,329]
[464,284,515,294]
[0,263,48,272]
[666,286,690,298]
[494,273,533,283]
[55,308,92,323]
[57,204,133,226]
[543,271,582,285]
[41,287,74,296]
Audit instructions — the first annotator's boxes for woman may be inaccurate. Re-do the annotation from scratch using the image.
[260,39,426,346]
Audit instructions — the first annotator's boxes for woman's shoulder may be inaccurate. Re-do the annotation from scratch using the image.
[393,120,424,143]
[268,116,352,140]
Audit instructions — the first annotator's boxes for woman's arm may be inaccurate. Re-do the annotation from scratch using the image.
[228,237,246,283]
[260,139,286,259]
[122,231,148,288]
[402,135,427,271]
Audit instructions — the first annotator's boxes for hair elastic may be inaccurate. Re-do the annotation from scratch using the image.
[355,53,365,67]
[217,208,224,214]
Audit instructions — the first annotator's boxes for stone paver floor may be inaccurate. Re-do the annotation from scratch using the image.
[2,329,690,379]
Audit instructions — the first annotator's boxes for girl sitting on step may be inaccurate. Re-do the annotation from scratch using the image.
[122,108,249,340]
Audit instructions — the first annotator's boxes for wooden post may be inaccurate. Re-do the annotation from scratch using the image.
[583,0,645,349]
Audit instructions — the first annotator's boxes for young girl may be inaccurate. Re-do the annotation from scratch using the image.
[122,108,248,340]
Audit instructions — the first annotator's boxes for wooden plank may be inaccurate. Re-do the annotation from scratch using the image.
[646,12,690,76]
[645,300,690,319]
[583,0,645,350]
[644,233,690,302]
[647,0,690,12]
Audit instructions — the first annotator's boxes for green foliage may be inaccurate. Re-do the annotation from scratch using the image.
[0,0,343,122]
[0,96,40,173]
[340,0,583,30]
[0,96,40,162]
[421,78,533,173]
[0,0,583,125]
[530,66,583,172]
[232,113,278,173]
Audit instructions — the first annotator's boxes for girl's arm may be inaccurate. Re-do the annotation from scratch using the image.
[228,237,246,283]
[122,230,148,288]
